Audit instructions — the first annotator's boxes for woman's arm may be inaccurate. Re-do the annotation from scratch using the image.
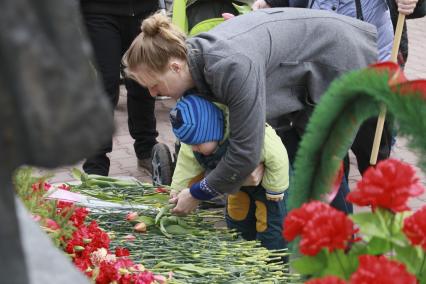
[189,54,266,199]
[208,54,266,192]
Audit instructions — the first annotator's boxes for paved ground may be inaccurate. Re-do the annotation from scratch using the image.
[37,16,426,210]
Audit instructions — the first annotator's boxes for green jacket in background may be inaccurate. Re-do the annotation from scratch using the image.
[171,104,289,199]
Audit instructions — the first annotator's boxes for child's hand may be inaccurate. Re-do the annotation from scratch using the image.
[242,163,264,186]
[266,195,283,202]
[169,190,179,204]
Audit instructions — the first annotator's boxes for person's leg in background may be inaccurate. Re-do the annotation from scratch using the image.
[82,14,122,176]
[351,117,392,175]
[330,177,353,214]
[277,127,353,214]
[122,14,158,172]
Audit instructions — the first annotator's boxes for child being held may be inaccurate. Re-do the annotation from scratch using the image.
[170,94,289,250]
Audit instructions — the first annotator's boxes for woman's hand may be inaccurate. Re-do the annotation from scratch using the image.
[396,0,418,15]
[252,0,271,10]
[171,188,200,216]
[169,189,179,203]
[242,163,265,186]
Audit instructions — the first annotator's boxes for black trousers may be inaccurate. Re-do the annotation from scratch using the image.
[82,12,158,174]
[350,117,392,175]
[274,116,392,214]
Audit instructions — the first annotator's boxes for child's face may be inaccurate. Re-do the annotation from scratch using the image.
[191,141,219,156]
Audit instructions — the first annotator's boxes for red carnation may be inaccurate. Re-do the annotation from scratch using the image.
[283,201,356,256]
[299,206,356,256]
[70,207,89,228]
[349,255,417,284]
[283,201,329,241]
[403,205,426,250]
[346,159,424,212]
[115,247,130,257]
[96,260,119,284]
[306,276,347,284]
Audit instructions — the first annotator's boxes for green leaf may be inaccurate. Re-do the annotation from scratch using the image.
[134,216,155,227]
[291,250,326,276]
[232,3,252,14]
[417,269,426,284]
[155,204,173,224]
[394,245,424,274]
[159,217,173,238]
[350,211,388,239]
[140,193,170,203]
[321,249,351,279]
[366,237,391,255]
[71,168,82,181]
[165,224,189,235]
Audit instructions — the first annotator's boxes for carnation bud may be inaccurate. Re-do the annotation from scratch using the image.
[124,234,136,242]
[134,222,147,233]
[126,212,139,221]
[83,238,92,244]
[73,245,85,252]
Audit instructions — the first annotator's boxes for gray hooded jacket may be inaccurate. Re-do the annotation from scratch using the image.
[186,8,377,194]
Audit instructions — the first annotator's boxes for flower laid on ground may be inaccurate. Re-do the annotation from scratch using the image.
[14,168,165,284]
[284,159,426,283]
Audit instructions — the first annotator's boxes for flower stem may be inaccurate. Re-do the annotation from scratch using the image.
[418,254,426,275]
[389,212,395,256]
[335,251,348,279]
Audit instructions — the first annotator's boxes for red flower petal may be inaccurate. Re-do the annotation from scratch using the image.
[115,247,130,257]
[403,205,426,251]
[346,159,424,212]
[283,201,356,256]
[349,255,417,284]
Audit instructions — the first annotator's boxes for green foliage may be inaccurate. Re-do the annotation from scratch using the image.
[289,68,426,213]
[13,167,77,247]
[232,3,252,14]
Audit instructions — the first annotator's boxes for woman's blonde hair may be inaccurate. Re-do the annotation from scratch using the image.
[123,13,187,77]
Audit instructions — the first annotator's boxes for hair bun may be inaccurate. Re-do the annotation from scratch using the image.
[141,13,171,37]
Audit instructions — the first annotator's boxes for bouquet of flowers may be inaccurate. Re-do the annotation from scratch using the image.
[284,159,426,283]
[14,169,166,284]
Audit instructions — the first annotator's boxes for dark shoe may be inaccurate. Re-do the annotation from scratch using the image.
[83,154,110,176]
[138,157,153,174]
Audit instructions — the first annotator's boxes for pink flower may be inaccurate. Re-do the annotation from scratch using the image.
[31,214,42,222]
[126,212,138,221]
[123,234,136,242]
[44,218,60,230]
